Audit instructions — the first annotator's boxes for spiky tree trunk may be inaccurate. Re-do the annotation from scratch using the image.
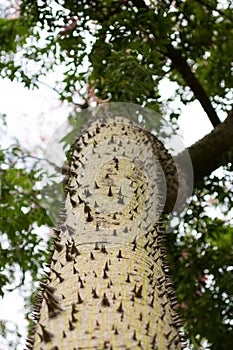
[27,115,183,350]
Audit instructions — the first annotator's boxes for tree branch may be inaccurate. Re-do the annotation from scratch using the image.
[164,45,221,127]
[131,0,221,127]
[194,0,232,21]
[130,0,146,7]
[177,107,233,186]
[37,79,60,95]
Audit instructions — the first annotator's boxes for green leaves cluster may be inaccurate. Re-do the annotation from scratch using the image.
[175,0,233,105]
[0,134,54,347]
[0,1,232,112]
[166,170,233,350]
[0,142,51,296]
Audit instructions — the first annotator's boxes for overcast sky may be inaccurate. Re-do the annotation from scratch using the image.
[0,76,215,146]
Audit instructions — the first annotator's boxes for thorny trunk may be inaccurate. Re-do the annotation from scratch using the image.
[27,115,184,350]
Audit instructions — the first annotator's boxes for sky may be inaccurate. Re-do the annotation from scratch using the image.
[0,76,215,149]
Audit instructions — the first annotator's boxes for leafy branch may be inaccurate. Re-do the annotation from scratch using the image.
[131,0,221,127]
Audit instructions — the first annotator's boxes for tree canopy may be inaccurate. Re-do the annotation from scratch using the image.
[0,1,232,349]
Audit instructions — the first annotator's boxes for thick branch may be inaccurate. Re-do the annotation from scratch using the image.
[131,0,147,7]
[164,108,233,213]
[184,108,233,185]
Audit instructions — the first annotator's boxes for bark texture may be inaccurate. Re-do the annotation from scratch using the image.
[27,116,183,350]
[187,107,233,184]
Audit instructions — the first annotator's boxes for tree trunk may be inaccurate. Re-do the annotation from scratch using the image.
[27,115,183,350]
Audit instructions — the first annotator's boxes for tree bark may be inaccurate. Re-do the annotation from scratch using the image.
[164,44,221,127]
[28,116,183,349]
[186,107,233,185]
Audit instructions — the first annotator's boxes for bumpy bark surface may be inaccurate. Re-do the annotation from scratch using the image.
[28,115,183,350]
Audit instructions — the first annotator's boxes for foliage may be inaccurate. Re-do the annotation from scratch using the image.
[0,141,52,296]
[0,133,52,346]
[0,1,232,112]
[0,0,232,349]
[165,169,233,350]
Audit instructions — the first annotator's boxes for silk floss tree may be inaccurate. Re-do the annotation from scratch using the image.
[26,103,193,350]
